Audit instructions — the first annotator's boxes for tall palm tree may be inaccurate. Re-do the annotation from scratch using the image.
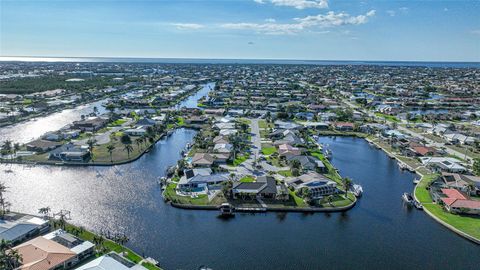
[342,177,353,199]
[0,239,22,269]
[106,144,116,162]
[0,183,10,217]
[135,138,143,150]
[13,143,20,160]
[87,138,97,158]
[38,207,51,220]
[123,144,133,159]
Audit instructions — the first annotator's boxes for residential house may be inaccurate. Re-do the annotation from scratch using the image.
[0,213,50,245]
[232,176,282,200]
[420,157,467,173]
[278,144,302,157]
[75,252,148,270]
[14,229,94,270]
[334,122,354,131]
[177,170,229,192]
[72,117,108,132]
[48,143,90,162]
[287,172,338,199]
[286,155,326,172]
[26,139,63,153]
[440,189,480,215]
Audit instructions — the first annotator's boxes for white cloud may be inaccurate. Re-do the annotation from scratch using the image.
[171,23,204,30]
[399,7,409,12]
[471,29,480,35]
[444,8,449,12]
[221,10,376,35]
[265,18,276,22]
[254,0,329,9]
[386,10,396,16]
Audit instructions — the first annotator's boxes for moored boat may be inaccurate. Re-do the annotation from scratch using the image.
[413,200,423,210]
[402,192,414,204]
[219,203,235,217]
[351,184,363,197]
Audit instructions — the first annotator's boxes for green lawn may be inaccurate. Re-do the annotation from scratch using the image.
[375,112,400,122]
[288,189,307,207]
[108,119,127,127]
[278,170,292,177]
[240,175,255,182]
[258,120,274,129]
[63,223,162,269]
[164,183,209,205]
[415,173,480,240]
[415,173,439,203]
[176,117,185,126]
[232,154,249,166]
[423,204,480,240]
[261,146,277,155]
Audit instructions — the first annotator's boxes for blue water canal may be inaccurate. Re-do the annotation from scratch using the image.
[1,134,478,269]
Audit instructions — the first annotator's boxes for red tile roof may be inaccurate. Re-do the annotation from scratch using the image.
[441,188,468,200]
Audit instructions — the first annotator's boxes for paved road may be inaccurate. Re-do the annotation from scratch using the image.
[75,119,133,146]
[250,118,261,161]
[343,100,473,165]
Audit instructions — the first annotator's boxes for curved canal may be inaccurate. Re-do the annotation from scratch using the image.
[0,99,107,144]
[1,135,478,269]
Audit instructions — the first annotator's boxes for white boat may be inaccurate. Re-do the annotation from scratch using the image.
[402,192,414,204]
[413,178,420,185]
[413,200,423,210]
[219,203,235,216]
[351,184,363,197]
[325,149,332,160]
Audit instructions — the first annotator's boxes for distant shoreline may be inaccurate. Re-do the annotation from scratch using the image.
[1,56,479,68]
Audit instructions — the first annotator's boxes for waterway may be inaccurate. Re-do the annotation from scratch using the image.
[175,82,214,109]
[1,135,478,269]
[0,99,107,144]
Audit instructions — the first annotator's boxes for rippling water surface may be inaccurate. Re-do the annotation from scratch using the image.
[0,99,107,144]
[2,135,479,270]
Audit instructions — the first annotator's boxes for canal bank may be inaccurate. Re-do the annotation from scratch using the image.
[365,136,480,244]
[2,135,479,270]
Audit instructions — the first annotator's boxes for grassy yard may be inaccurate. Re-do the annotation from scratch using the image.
[258,120,274,129]
[414,173,439,203]
[176,117,185,126]
[108,119,127,127]
[63,223,162,270]
[278,170,292,177]
[261,145,277,155]
[288,189,307,207]
[375,112,400,122]
[423,204,480,240]
[240,175,255,182]
[231,154,249,166]
[163,183,209,205]
[415,173,480,240]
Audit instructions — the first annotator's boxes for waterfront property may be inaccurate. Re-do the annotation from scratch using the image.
[13,229,94,270]
[0,213,50,244]
[75,252,148,270]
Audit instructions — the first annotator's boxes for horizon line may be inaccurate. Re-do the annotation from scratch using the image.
[1,55,479,64]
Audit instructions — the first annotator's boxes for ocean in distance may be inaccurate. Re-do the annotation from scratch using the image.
[1,56,479,68]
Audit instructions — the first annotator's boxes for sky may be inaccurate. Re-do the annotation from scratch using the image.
[1,0,479,61]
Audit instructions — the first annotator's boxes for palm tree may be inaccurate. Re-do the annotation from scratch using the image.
[2,140,12,156]
[342,177,353,199]
[87,138,97,158]
[135,137,143,150]
[123,144,133,159]
[106,144,116,162]
[0,239,22,269]
[0,183,10,217]
[38,207,51,220]
[13,143,20,160]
